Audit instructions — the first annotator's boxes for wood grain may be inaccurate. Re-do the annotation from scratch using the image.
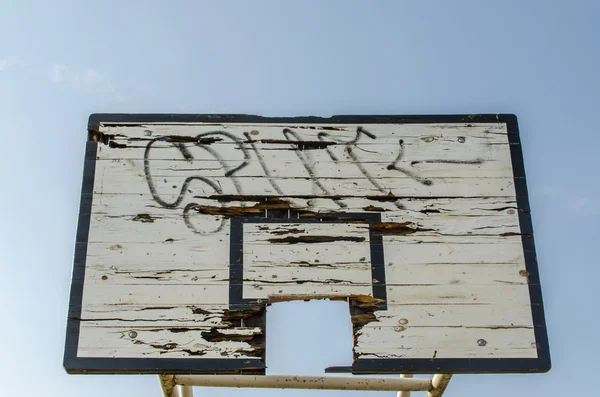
[75,121,539,366]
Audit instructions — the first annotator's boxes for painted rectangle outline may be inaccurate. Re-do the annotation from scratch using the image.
[228,213,386,311]
[64,114,550,374]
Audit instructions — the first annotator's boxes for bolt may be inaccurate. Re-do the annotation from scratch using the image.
[477,339,487,346]
[398,318,409,325]
[394,326,405,332]
[101,275,108,280]
[250,130,259,136]
[519,270,530,277]
[144,130,152,136]
[128,331,138,338]
[458,137,466,143]
[507,209,516,215]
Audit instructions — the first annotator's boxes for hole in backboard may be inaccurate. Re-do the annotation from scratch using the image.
[266,300,353,374]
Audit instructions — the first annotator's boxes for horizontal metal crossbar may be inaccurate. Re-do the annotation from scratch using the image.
[159,374,452,397]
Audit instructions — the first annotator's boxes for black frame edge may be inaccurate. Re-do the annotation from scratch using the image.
[505,116,551,373]
[64,141,97,373]
[88,113,520,128]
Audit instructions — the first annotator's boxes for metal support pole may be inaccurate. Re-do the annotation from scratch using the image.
[158,375,179,397]
[397,374,414,397]
[175,375,432,392]
[179,385,193,397]
[428,374,452,397]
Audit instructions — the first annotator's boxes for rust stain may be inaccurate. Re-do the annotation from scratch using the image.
[370,221,428,235]
[151,343,178,350]
[363,205,388,212]
[200,328,261,343]
[348,295,385,360]
[187,198,293,217]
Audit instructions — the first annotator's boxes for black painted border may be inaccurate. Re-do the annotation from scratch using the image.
[228,213,386,311]
[66,113,550,374]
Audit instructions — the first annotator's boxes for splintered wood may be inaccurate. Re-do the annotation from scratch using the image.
[72,120,542,373]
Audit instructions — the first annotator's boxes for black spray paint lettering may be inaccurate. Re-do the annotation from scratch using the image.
[143,127,484,234]
[144,132,249,234]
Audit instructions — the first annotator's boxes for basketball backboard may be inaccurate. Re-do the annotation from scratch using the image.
[64,114,550,375]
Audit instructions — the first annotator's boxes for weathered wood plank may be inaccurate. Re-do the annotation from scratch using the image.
[90,194,520,217]
[79,305,235,328]
[385,284,531,305]
[78,302,536,329]
[83,236,527,270]
[86,211,522,244]
[112,158,514,178]
[83,267,231,285]
[242,283,373,300]
[384,263,528,285]
[383,241,525,264]
[82,263,527,287]
[99,143,514,177]
[81,284,230,306]
[78,324,262,359]
[354,327,537,359]
[94,173,518,197]
[99,122,509,142]
[367,304,535,328]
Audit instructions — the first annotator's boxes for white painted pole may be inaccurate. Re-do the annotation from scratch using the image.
[397,374,414,397]
[179,385,193,397]
[427,374,452,397]
[174,374,432,392]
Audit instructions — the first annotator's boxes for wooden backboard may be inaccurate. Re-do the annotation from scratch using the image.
[64,114,550,374]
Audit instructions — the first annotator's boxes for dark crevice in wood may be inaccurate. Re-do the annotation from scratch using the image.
[151,343,178,350]
[182,349,207,356]
[267,235,366,244]
[370,222,429,236]
[243,139,337,150]
[268,228,306,235]
[363,206,388,212]
[245,278,351,285]
[89,131,128,147]
[132,213,156,223]
[190,307,213,315]
[139,306,177,311]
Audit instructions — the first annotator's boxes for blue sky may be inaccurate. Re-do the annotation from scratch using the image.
[1,1,598,396]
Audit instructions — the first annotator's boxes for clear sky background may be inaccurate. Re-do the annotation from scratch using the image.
[1,1,598,396]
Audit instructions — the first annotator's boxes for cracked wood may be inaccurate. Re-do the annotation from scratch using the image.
[74,121,539,368]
